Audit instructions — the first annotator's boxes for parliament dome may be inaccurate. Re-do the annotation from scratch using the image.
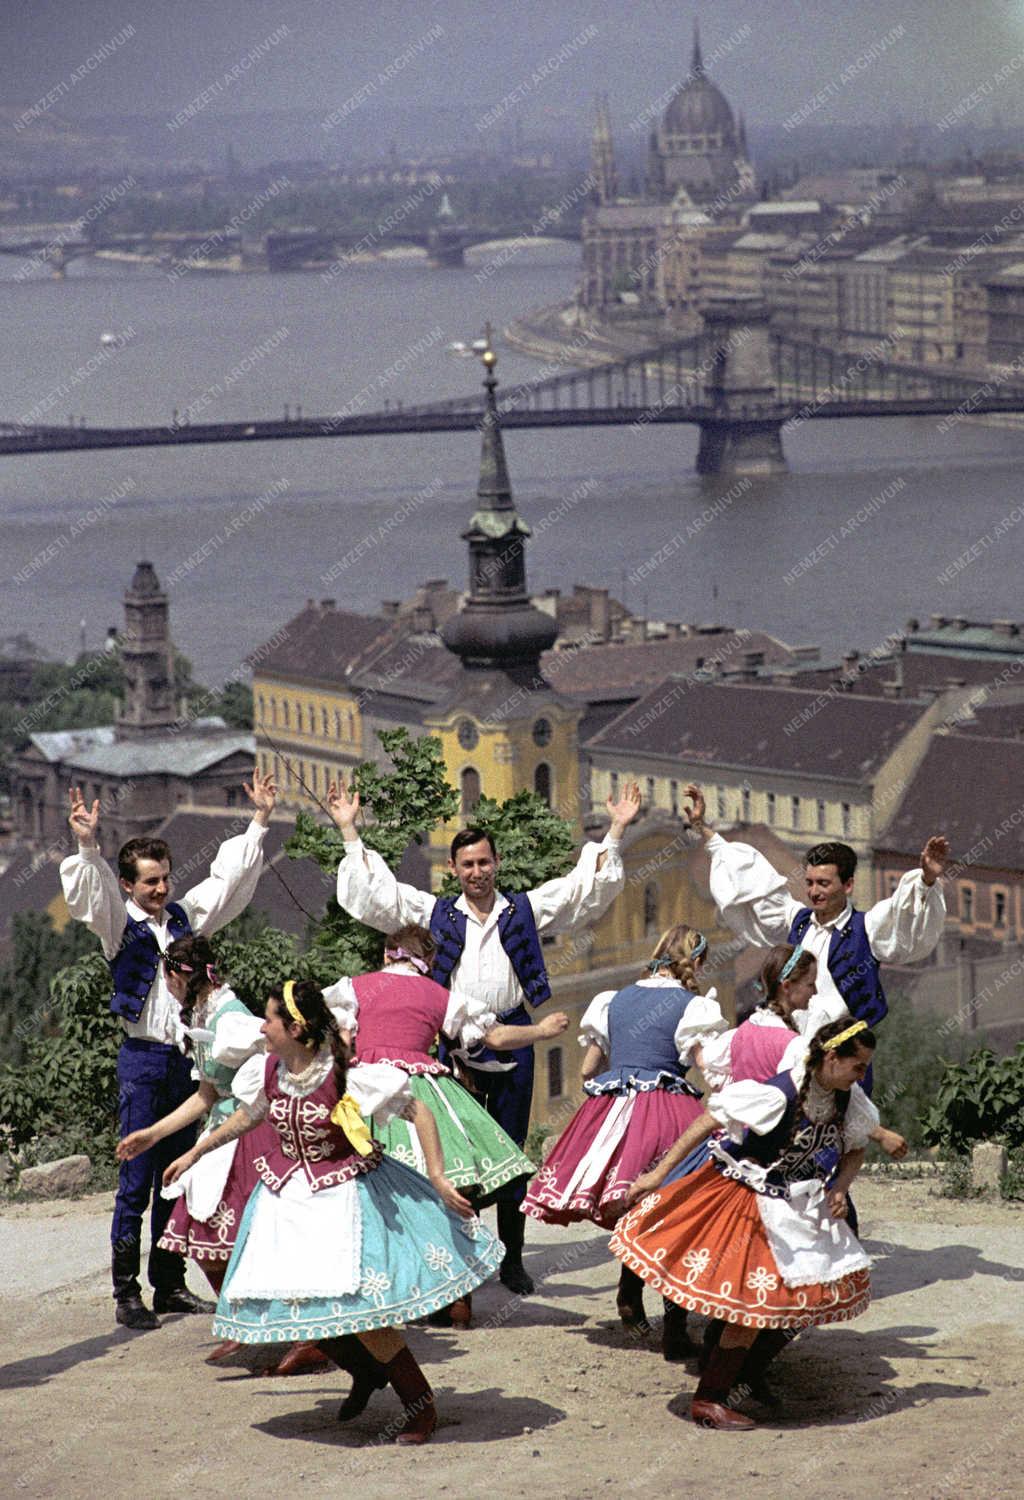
[661,22,737,143]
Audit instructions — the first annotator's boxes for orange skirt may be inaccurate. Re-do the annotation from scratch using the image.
[609,1162,870,1330]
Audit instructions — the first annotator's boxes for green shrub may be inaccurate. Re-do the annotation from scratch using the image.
[922,1041,1024,1155]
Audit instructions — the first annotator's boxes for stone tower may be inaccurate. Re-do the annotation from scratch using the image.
[115,561,178,738]
[591,93,618,206]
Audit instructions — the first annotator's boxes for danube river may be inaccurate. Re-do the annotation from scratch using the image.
[2,244,1022,686]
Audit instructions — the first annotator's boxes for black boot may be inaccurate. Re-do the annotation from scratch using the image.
[112,1243,158,1331]
[662,1298,692,1362]
[616,1264,650,1332]
[496,1201,534,1295]
[735,1328,793,1407]
[318,1336,389,1421]
[698,1316,724,1371]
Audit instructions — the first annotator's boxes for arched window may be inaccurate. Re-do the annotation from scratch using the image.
[334,709,342,738]
[348,711,355,739]
[547,1046,564,1099]
[461,766,481,813]
[270,697,277,726]
[321,707,329,736]
[534,762,551,807]
[308,706,316,734]
[644,882,659,937]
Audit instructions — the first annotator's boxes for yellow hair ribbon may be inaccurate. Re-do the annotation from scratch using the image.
[330,1093,375,1156]
[281,979,304,1026]
[822,1019,868,1051]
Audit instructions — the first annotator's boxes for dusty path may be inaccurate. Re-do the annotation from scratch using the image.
[2,1180,1022,1500]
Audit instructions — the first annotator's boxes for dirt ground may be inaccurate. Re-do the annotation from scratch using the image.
[2,1177,1022,1500]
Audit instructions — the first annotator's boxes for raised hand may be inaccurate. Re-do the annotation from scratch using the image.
[68,785,100,847]
[684,783,706,826]
[606,779,642,837]
[327,779,360,838]
[244,766,277,825]
[920,835,950,886]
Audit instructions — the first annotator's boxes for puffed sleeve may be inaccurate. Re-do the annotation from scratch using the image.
[696,1026,735,1089]
[211,1006,264,1069]
[673,988,727,1063]
[346,1060,415,1126]
[578,989,616,1050]
[232,1052,270,1122]
[707,1077,790,1142]
[843,1083,879,1151]
[443,986,497,1051]
[322,975,359,1035]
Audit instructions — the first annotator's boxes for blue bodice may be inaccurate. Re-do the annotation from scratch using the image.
[585,983,700,1097]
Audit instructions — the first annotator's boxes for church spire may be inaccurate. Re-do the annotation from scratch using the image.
[691,17,704,77]
[591,93,618,205]
[442,334,557,675]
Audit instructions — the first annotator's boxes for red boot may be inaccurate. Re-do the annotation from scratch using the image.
[272,1341,333,1377]
[449,1294,472,1329]
[205,1340,243,1365]
[385,1346,437,1445]
[690,1343,757,1430]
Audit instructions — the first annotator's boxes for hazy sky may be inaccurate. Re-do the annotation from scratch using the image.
[4,1,1024,134]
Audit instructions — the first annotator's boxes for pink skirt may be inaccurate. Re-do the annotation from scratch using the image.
[159,1120,276,1263]
[523,1090,704,1229]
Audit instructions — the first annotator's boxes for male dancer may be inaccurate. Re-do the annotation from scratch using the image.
[61,769,276,1330]
[328,778,641,1293]
[683,783,948,1034]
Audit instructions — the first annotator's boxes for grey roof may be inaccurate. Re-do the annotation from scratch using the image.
[30,718,253,776]
[586,678,925,781]
[877,735,1024,870]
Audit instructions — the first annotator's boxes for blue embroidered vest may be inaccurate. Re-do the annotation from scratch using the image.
[431,891,549,1069]
[108,901,192,1023]
[586,984,700,1096]
[788,906,888,1028]
[713,1070,850,1199]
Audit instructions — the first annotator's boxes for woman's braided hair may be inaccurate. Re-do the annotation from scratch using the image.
[643,923,707,994]
[269,978,350,1099]
[164,933,220,1054]
[787,1015,877,1149]
[759,944,816,1028]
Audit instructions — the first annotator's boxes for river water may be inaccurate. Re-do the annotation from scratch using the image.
[1,243,1021,686]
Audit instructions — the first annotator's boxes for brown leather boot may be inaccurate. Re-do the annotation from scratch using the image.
[271,1341,332,1377]
[449,1294,473,1329]
[690,1343,757,1430]
[204,1340,243,1365]
[385,1346,437,1445]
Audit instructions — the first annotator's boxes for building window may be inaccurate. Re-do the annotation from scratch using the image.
[817,799,827,832]
[461,766,481,813]
[348,712,355,739]
[311,764,318,794]
[270,697,277,726]
[644,882,659,937]
[716,785,726,820]
[334,709,342,738]
[534,762,552,807]
[842,803,852,837]
[960,885,974,924]
[791,795,800,828]
[609,772,619,801]
[308,706,316,734]
[670,779,679,816]
[532,717,552,747]
[321,707,329,736]
[226,788,238,807]
[766,792,776,825]
[457,718,479,750]
[646,776,656,807]
[994,889,1008,927]
[741,787,751,821]
[547,1046,564,1100]
[282,700,289,728]
[257,694,265,722]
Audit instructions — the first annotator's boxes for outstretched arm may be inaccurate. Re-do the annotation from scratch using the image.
[625,1110,719,1205]
[162,1103,259,1186]
[685,782,801,946]
[328,780,435,931]
[59,785,126,957]
[865,835,948,963]
[528,782,640,936]
[482,1011,570,1051]
[117,1081,217,1161]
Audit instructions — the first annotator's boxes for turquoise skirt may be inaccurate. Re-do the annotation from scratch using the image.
[211,1155,502,1342]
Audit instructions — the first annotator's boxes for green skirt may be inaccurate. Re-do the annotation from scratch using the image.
[376,1071,535,1208]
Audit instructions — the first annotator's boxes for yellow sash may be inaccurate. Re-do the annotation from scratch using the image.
[330,1093,374,1157]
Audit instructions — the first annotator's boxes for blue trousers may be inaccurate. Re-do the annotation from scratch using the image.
[112,1038,197,1296]
[468,1046,535,1207]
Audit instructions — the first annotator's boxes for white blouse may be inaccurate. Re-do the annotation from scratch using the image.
[578,977,727,1065]
[707,1059,878,1152]
[321,965,498,1052]
[231,1050,414,1128]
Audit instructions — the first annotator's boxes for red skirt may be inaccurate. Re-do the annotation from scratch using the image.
[159,1120,275,1263]
[609,1162,870,1330]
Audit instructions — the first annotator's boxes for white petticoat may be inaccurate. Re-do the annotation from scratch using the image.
[223,1171,362,1300]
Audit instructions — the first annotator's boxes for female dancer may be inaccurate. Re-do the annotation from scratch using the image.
[164,978,502,1444]
[521,925,725,1356]
[323,923,558,1327]
[611,1016,878,1430]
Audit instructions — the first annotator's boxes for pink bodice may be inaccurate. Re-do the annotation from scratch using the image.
[729,1018,795,1084]
[253,1055,382,1194]
[352,971,451,1075]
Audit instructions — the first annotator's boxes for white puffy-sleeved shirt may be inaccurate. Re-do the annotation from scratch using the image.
[705,832,945,1019]
[59,822,267,1046]
[707,1056,879,1153]
[578,977,727,1067]
[322,965,498,1053]
[334,833,624,1020]
[231,1049,414,1129]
